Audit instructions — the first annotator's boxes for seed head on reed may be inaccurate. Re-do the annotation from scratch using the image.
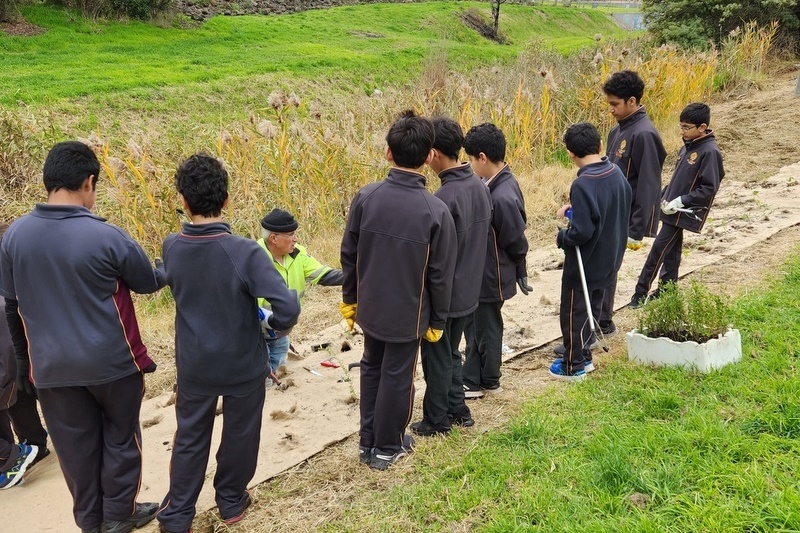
[127,138,144,159]
[220,130,232,144]
[268,90,286,109]
[594,33,602,42]
[287,93,301,108]
[256,119,280,139]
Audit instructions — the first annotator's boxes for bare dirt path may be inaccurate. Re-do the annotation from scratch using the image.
[7,73,800,532]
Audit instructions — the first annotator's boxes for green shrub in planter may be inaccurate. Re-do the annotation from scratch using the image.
[637,281,731,343]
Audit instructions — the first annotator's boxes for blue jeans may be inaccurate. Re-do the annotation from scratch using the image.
[267,336,290,373]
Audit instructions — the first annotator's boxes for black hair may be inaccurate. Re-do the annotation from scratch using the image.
[175,153,229,218]
[679,102,711,126]
[563,122,602,158]
[42,141,100,193]
[386,110,435,169]
[431,116,464,160]
[602,70,645,103]
[463,123,506,163]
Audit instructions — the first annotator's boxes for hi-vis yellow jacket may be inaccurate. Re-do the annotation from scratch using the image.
[255,240,343,308]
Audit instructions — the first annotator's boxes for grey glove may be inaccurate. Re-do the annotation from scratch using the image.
[517,277,532,296]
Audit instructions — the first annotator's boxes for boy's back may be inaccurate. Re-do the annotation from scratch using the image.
[0,206,162,387]
[342,168,455,343]
[163,223,299,395]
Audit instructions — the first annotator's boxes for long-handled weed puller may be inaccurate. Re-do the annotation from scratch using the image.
[565,207,609,354]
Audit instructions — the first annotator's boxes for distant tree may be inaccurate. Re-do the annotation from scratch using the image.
[490,0,507,39]
[642,0,800,49]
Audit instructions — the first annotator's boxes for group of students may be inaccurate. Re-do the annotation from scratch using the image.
[0,68,723,532]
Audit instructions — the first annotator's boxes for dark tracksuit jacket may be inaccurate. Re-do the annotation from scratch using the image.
[0,298,15,413]
[606,107,667,240]
[479,165,529,303]
[434,163,493,318]
[0,204,165,388]
[162,222,301,396]
[557,158,632,291]
[660,132,724,233]
[341,168,457,342]
[0,203,165,529]
[557,159,631,373]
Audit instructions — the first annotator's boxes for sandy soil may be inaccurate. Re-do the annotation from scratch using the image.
[6,73,800,532]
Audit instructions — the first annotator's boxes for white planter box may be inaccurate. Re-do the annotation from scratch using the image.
[626,328,742,373]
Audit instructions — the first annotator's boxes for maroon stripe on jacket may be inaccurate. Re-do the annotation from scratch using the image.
[112,280,153,372]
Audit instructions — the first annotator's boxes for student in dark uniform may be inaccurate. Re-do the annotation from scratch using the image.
[340,110,457,470]
[411,116,493,436]
[462,123,530,398]
[630,103,724,307]
[0,141,165,533]
[156,154,300,533]
[601,70,666,334]
[551,123,631,380]
[0,222,38,490]
[0,222,49,490]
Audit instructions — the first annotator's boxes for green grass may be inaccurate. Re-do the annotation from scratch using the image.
[328,256,800,532]
[0,2,630,105]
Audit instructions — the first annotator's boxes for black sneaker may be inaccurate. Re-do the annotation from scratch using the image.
[102,502,158,533]
[30,447,50,467]
[448,412,475,428]
[369,434,414,471]
[410,419,451,437]
[358,445,372,464]
[629,293,647,309]
[599,321,617,337]
[480,383,504,394]
[463,384,484,399]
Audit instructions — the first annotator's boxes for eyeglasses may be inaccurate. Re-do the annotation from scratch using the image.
[274,231,297,239]
[679,124,699,132]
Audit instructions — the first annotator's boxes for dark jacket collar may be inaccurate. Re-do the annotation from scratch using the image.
[577,157,616,179]
[180,221,231,237]
[33,204,106,221]
[438,162,474,185]
[486,164,513,191]
[386,167,427,188]
[618,106,648,129]
[684,131,716,149]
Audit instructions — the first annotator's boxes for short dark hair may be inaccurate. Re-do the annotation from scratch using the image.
[175,153,229,218]
[386,110,435,169]
[602,70,645,103]
[42,141,100,193]
[463,123,506,163]
[431,116,464,160]
[680,103,711,126]
[563,122,602,158]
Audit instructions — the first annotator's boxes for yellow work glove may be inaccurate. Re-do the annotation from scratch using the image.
[627,237,643,251]
[423,327,444,343]
[339,302,357,331]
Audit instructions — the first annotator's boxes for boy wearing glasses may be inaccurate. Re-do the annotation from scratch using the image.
[629,103,724,308]
[257,208,343,373]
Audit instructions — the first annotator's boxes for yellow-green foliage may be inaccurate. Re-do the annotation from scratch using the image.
[1,23,775,265]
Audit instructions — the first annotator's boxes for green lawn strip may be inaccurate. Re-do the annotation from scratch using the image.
[0,3,630,105]
[327,257,800,532]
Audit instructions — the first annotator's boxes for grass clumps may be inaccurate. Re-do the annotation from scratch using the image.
[637,281,731,343]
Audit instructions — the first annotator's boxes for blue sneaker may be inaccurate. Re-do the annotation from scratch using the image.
[551,357,595,373]
[548,359,587,382]
[0,443,39,490]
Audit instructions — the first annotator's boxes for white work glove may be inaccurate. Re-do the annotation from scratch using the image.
[258,307,277,339]
[627,237,643,251]
[661,197,684,215]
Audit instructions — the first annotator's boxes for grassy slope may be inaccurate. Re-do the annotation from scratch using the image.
[0,3,629,105]
[325,257,800,532]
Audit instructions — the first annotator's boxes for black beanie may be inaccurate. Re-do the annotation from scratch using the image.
[260,208,298,232]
